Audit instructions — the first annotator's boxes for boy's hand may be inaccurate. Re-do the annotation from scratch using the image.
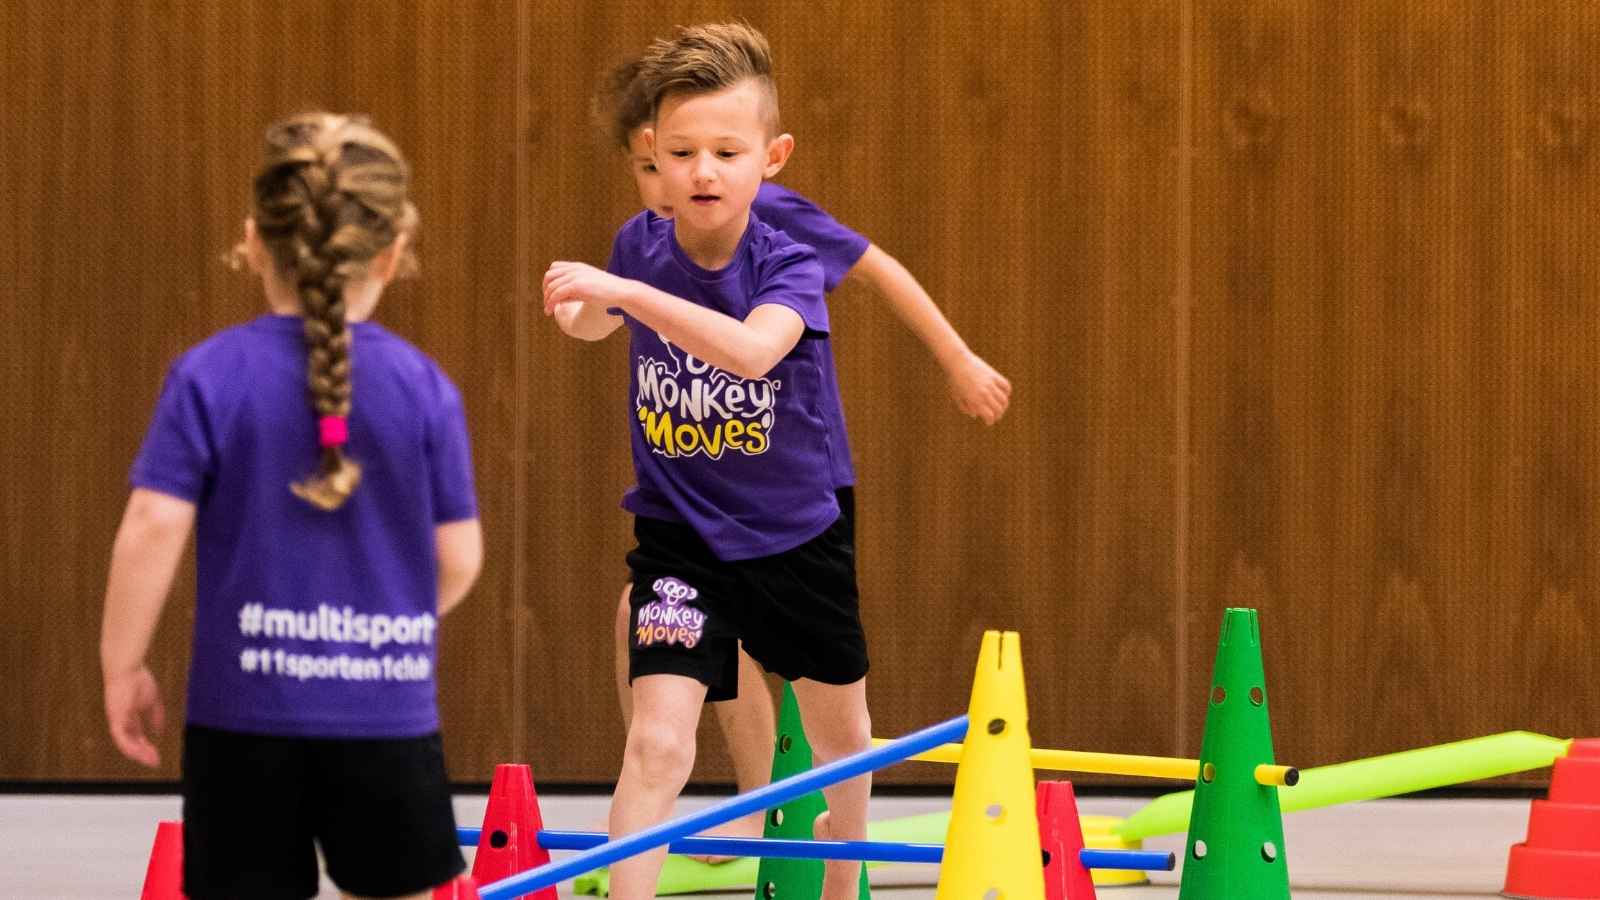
[104,665,165,768]
[543,261,635,315]
[946,351,1012,425]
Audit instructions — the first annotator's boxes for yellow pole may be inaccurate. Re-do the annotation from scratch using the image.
[881,739,1295,785]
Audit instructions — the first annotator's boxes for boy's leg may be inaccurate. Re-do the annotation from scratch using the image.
[608,673,708,900]
[614,581,636,727]
[791,677,872,900]
[685,651,776,860]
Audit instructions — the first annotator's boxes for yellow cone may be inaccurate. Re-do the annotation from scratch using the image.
[935,631,1045,900]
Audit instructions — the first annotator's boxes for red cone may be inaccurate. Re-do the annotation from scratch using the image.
[1504,739,1600,899]
[139,820,186,899]
[470,764,555,900]
[1037,780,1097,900]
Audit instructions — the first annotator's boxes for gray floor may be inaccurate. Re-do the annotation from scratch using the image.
[0,792,1536,898]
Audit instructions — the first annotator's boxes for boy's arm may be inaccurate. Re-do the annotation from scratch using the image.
[435,518,483,617]
[544,261,805,379]
[552,300,623,341]
[100,488,195,768]
[847,244,1013,425]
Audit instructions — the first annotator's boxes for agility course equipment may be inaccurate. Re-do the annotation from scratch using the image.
[1116,729,1575,841]
[475,629,1147,900]
[1177,607,1290,899]
[138,820,484,899]
[756,682,871,900]
[139,820,183,900]
[895,741,1298,786]
[1504,737,1600,899]
[474,715,971,900]
[937,630,1046,900]
[569,812,950,896]
[470,763,553,899]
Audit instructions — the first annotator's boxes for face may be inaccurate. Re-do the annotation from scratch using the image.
[646,79,791,238]
[626,128,672,219]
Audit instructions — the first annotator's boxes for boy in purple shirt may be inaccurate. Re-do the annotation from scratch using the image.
[100,113,481,900]
[585,43,1012,854]
[545,24,874,900]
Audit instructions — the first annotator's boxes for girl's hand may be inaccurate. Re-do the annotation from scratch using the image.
[543,262,636,315]
[104,665,165,768]
[946,351,1012,425]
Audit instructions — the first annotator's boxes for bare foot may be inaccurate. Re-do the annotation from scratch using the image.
[814,811,862,900]
[813,810,832,840]
[686,810,765,865]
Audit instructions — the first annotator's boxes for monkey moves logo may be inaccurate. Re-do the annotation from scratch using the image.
[636,337,780,459]
[635,577,708,649]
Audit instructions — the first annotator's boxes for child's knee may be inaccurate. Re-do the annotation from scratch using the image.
[625,719,696,786]
[810,713,872,761]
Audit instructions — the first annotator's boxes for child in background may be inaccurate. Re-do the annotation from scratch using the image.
[100,112,481,900]
[588,44,1012,853]
[545,23,876,900]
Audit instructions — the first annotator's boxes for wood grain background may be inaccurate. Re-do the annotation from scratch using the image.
[2,1,1594,786]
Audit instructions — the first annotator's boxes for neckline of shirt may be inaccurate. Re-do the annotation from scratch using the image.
[665,212,759,282]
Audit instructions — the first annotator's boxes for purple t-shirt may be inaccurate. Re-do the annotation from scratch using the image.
[608,210,842,561]
[130,314,476,739]
[754,183,870,488]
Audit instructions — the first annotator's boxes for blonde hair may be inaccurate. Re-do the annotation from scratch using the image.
[249,111,417,511]
[637,22,781,136]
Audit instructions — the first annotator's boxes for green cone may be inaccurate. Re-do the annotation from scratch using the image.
[1178,608,1291,900]
[753,682,871,900]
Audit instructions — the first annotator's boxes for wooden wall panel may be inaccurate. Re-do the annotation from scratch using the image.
[514,2,1181,784]
[0,0,522,780]
[9,0,1593,789]
[1189,0,1599,776]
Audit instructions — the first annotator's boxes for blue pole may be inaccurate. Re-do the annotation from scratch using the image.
[537,830,943,863]
[476,714,969,900]
[1078,848,1176,871]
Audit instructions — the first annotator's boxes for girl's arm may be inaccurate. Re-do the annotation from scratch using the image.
[100,488,195,768]
[435,518,483,617]
[847,244,1012,425]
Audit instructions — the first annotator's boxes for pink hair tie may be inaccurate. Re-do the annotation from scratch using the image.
[318,415,349,448]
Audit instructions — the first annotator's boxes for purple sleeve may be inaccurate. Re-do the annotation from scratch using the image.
[753,244,829,336]
[754,184,870,293]
[129,364,214,502]
[427,374,478,523]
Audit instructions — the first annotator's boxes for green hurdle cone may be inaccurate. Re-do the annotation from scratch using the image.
[753,682,871,900]
[1178,608,1292,900]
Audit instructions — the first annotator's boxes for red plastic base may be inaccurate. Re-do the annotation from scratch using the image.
[140,820,186,899]
[1504,844,1600,899]
[1550,757,1600,805]
[1501,740,1600,899]
[1525,801,1600,851]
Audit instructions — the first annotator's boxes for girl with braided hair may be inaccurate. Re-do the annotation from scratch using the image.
[100,112,481,899]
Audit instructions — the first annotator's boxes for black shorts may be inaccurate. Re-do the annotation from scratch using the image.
[181,725,464,899]
[625,504,869,701]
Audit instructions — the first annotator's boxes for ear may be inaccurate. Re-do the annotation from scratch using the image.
[370,232,410,285]
[763,132,795,179]
[242,217,270,275]
[642,127,656,154]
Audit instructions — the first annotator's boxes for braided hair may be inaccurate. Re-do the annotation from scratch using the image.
[250,112,415,511]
